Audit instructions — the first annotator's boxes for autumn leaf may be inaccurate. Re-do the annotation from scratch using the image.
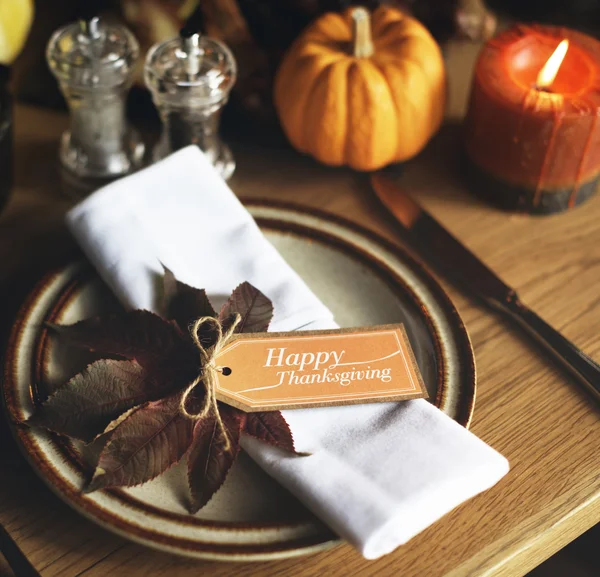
[161,266,178,313]
[47,310,191,369]
[162,266,217,331]
[187,404,246,513]
[86,394,195,492]
[245,412,295,453]
[26,272,299,511]
[219,281,273,334]
[81,403,146,464]
[26,360,175,442]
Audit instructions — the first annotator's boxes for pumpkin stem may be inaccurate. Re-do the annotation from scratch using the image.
[352,8,374,58]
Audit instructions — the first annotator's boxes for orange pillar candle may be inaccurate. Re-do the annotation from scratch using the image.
[464,25,600,214]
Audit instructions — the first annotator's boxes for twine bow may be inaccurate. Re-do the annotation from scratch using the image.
[179,313,241,452]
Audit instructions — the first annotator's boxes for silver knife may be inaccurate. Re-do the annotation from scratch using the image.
[371,173,600,402]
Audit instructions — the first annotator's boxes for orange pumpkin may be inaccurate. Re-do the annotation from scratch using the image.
[274,6,446,171]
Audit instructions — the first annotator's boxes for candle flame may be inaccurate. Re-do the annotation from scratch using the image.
[536,40,569,90]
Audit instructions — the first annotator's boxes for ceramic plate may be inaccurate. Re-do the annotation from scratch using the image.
[3,200,476,561]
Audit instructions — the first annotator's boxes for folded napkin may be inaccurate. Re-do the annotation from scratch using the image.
[67,146,509,559]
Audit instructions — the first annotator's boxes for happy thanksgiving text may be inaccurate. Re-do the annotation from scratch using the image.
[263,347,393,388]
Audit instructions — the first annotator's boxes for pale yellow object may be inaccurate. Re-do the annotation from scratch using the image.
[0,0,34,65]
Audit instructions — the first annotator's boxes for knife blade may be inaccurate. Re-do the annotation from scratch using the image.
[371,173,515,308]
[370,173,600,402]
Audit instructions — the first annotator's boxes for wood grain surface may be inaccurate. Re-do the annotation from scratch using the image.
[1,41,599,577]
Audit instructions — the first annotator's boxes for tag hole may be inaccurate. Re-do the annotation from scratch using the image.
[221,367,232,376]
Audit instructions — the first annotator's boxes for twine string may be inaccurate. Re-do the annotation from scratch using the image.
[179,313,241,452]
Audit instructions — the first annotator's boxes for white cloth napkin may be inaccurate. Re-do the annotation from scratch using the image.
[66,146,509,559]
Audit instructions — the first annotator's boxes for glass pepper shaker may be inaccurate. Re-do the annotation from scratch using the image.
[144,28,237,180]
[46,17,144,196]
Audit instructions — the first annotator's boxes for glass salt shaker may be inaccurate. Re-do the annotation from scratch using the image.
[144,29,237,180]
[46,17,144,196]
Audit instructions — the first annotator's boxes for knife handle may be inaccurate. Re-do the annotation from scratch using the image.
[0,523,40,577]
[500,293,600,402]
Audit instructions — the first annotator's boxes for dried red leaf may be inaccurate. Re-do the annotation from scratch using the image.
[86,394,194,492]
[27,273,297,510]
[47,310,189,368]
[219,281,273,333]
[245,412,295,453]
[187,404,246,513]
[161,266,178,314]
[162,266,217,331]
[26,360,174,442]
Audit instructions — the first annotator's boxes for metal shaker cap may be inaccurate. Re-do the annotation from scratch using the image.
[46,17,139,89]
[144,30,237,107]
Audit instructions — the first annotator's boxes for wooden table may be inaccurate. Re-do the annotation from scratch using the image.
[1,41,599,577]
